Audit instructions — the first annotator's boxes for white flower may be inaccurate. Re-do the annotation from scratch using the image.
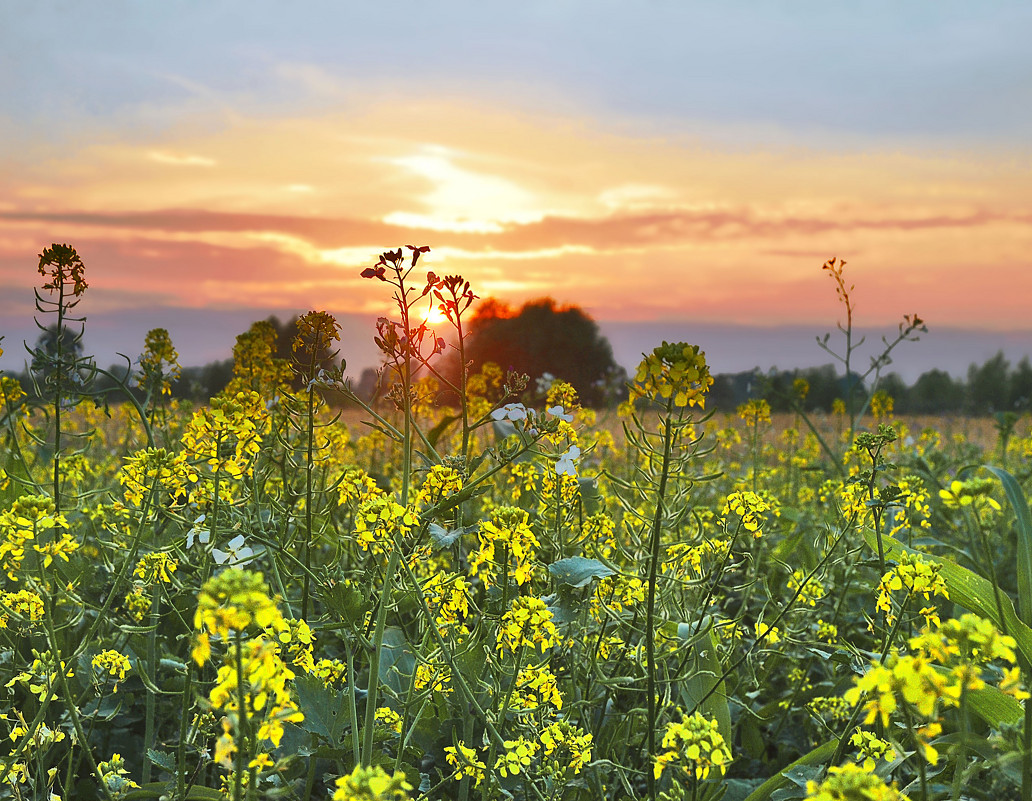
[547,405,573,423]
[555,445,581,477]
[212,534,254,566]
[491,403,528,422]
[185,515,209,549]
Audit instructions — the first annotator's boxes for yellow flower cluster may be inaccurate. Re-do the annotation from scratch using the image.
[938,477,1002,515]
[38,243,88,296]
[271,617,316,673]
[134,551,178,585]
[6,649,74,702]
[332,764,413,801]
[312,657,349,687]
[180,390,266,482]
[804,763,909,801]
[416,464,463,509]
[590,575,646,621]
[540,720,593,776]
[139,328,181,397]
[850,730,896,771]
[91,650,132,692]
[0,495,71,581]
[511,664,563,710]
[875,551,948,628]
[470,506,539,588]
[787,569,826,607]
[869,391,894,420]
[375,706,403,734]
[209,636,304,765]
[722,491,772,537]
[807,696,851,722]
[444,741,486,787]
[421,572,471,638]
[354,496,420,554]
[192,569,284,665]
[665,538,728,579]
[737,398,772,427]
[495,736,539,778]
[119,447,191,507]
[497,596,559,654]
[0,375,25,408]
[226,320,292,397]
[816,619,838,643]
[630,341,713,409]
[653,711,732,781]
[0,588,44,629]
[293,310,341,356]
[338,467,382,507]
[97,752,140,798]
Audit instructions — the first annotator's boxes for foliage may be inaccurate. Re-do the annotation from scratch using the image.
[2,244,1032,801]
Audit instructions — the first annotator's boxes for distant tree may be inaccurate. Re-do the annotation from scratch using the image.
[1010,356,1032,412]
[460,298,624,406]
[910,369,965,415]
[967,351,1010,415]
[877,372,909,413]
[265,315,339,390]
[30,324,83,373]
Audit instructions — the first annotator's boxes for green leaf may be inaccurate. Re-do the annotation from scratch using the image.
[548,557,615,588]
[379,626,415,695]
[743,739,838,801]
[146,748,176,774]
[674,623,732,743]
[981,464,1032,627]
[968,684,1024,727]
[864,529,1032,667]
[427,414,460,447]
[578,477,603,515]
[294,674,350,745]
[125,783,222,800]
[429,522,476,549]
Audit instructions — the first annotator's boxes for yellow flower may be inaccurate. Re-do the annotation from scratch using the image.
[332,764,413,801]
[470,506,539,589]
[875,551,948,628]
[787,569,826,607]
[495,737,539,778]
[804,763,909,801]
[138,328,181,396]
[654,712,732,781]
[722,491,772,537]
[91,650,132,692]
[134,551,178,584]
[193,569,284,660]
[38,243,88,296]
[444,742,485,787]
[497,596,559,654]
[630,341,713,409]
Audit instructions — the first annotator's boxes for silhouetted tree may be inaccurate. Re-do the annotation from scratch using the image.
[910,369,965,415]
[265,315,339,390]
[460,298,624,406]
[967,351,1010,415]
[1010,356,1032,412]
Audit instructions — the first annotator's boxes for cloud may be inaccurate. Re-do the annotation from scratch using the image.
[147,151,217,167]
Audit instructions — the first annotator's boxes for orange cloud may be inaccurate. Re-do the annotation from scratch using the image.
[1,96,1031,331]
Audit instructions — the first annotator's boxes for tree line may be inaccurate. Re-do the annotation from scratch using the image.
[9,309,1032,418]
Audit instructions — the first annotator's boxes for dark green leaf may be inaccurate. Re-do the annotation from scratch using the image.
[548,557,615,588]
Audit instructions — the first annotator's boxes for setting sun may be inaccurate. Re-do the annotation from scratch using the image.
[421,304,450,325]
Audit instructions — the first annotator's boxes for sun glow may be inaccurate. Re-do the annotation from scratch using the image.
[421,305,450,325]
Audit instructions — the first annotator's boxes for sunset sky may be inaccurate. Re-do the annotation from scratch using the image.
[2,2,1032,379]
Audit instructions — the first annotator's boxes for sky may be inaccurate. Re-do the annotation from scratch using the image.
[2,2,1032,380]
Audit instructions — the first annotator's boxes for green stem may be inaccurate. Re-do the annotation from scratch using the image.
[645,399,676,801]
[142,585,161,784]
